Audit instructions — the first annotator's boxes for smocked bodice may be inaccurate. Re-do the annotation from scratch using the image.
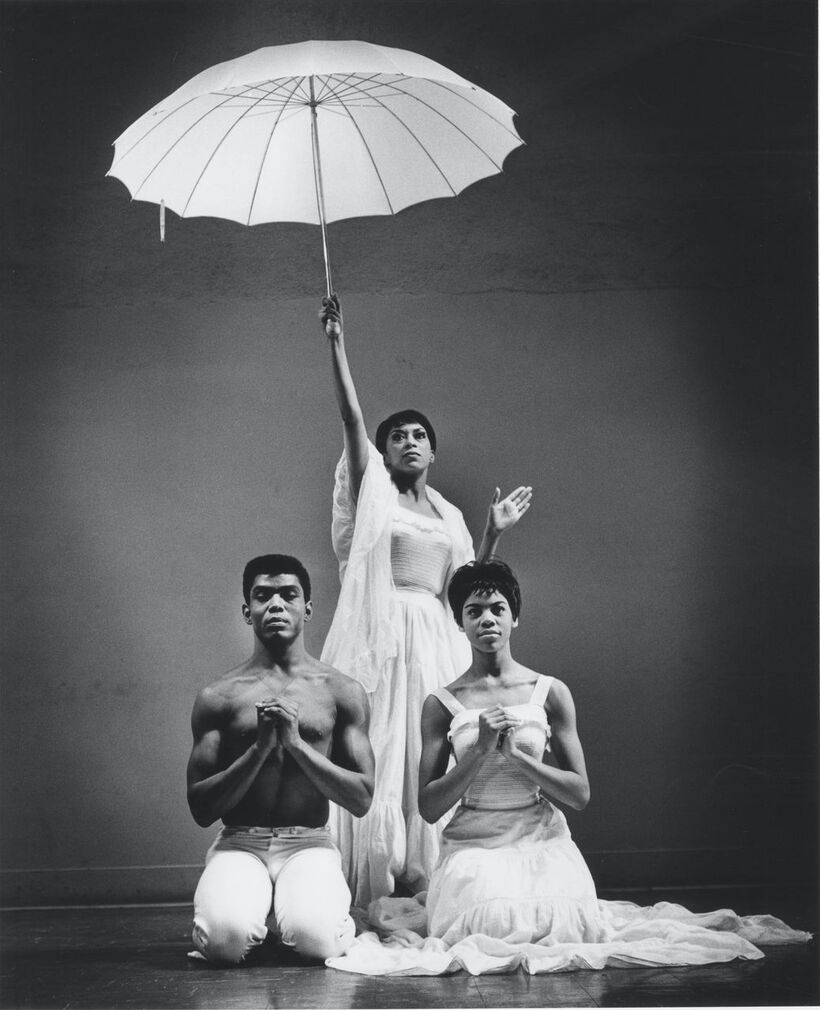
[434,677,553,810]
[390,504,453,596]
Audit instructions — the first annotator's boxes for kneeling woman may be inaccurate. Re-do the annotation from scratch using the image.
[328,561,810,975]
[418,559,601,945]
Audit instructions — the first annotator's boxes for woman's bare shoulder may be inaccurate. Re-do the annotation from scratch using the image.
[543,676,576,714]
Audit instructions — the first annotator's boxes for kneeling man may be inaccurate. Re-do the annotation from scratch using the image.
[187,554,375,965]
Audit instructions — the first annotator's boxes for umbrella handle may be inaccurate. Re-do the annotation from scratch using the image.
[309,78,333,298]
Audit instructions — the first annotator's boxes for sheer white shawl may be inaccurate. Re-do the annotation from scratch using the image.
[321,442,473,692]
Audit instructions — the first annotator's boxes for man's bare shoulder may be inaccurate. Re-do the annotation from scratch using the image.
[193,662,256,713]
[310,659,367,706]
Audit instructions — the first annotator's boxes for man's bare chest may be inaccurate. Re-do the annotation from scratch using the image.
[228,680,337,749]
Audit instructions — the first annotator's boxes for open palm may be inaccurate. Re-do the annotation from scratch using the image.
[489,486,533,534]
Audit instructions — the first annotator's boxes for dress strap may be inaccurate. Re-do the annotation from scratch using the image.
[430,687,465,716]
[529,675,553,709]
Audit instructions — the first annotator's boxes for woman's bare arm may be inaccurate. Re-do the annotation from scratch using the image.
[475,485,533,561]
[418,696,521,822]
[500,678,590,810]
[321,294,369,500]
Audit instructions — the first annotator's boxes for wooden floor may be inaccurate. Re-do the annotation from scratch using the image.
[1,888,816,1009]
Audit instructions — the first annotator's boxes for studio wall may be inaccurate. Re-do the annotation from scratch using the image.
[1,0,816,904]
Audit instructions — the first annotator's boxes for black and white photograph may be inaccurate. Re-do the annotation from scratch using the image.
[1,1,817,1007]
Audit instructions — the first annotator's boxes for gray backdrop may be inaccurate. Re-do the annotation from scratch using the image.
[2,0,816,904]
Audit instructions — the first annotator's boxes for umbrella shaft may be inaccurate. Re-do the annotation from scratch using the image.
[309,77,333,297]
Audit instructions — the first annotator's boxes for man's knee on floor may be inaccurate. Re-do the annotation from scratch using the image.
[282,910,355,961]
[192,912,267,965]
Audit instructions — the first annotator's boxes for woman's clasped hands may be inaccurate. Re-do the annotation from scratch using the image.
[476,705,523,756]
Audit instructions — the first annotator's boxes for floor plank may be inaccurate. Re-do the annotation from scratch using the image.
[1,891,816,1009]
[474,969,601,1007]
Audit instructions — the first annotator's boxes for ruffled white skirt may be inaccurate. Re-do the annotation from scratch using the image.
[428,801,601,944]
[327,801,811,975]
[329,589,463,909]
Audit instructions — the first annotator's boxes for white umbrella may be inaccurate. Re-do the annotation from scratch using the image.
[107,40,524,293]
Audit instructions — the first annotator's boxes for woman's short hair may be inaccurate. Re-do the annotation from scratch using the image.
[447,559,522,625]
[375,410,437,454]
[242,554,311,603]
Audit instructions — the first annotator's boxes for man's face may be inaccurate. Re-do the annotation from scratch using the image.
[460,589,517,652]
[382,422,434,475]
[242,573,312,644]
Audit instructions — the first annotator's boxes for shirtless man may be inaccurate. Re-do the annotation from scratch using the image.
[187,554,375,965]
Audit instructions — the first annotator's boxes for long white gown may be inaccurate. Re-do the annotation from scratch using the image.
[321,442,473,908]
[326,675,812,976]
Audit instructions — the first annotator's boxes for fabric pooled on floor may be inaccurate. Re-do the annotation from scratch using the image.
[326,896,812,976]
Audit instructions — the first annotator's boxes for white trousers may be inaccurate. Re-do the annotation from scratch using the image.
[192,825,355,965]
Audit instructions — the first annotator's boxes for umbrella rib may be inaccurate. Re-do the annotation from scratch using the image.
[313,73,340,103]
[317,71,386,104]
[425,79,522,142]
[375,80,505,171]
[317,74,519,152]
[130,86,278,200]
[179,79,302,218]
[314,71,386,103]
[316,72,380,107]
[253,77,310,103]
[316,75,485,196]
[245,76,306,226]
[317,71,393,103]
[319,74,512,173]
[334,98,396,214]
[338,87,459,198]
[332,73,427,105]
[291,77,313,104]
[111,94,209,170]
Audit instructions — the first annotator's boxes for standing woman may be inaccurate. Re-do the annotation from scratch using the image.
[319,294,533,908]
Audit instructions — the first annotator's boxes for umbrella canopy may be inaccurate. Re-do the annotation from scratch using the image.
[107,40,524,289]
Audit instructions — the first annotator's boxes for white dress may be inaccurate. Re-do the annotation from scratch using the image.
[321,443,473,908]
[427,675,602,945]
[326,676,812,975]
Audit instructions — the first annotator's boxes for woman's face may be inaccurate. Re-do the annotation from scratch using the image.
[460,589,517,652]
[382,422,434,475]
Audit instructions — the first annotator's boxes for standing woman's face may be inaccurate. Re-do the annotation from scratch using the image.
[382,423,435,475]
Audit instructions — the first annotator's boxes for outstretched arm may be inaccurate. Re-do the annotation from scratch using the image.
[500,678,590,810]
[266,679,375,817]
[320,294,370,501]
[186,690,281,827]
[476,485,533,561]
[418,696,521,822]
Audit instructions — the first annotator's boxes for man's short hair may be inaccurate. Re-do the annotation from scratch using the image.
[447,559,522,625]
[242,554,312,604]
[375,410,437,455]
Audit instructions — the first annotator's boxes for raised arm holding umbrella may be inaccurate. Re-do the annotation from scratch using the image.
[318,292,532,906]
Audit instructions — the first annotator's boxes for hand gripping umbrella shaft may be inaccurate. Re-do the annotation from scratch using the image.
[309,76,333,298]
